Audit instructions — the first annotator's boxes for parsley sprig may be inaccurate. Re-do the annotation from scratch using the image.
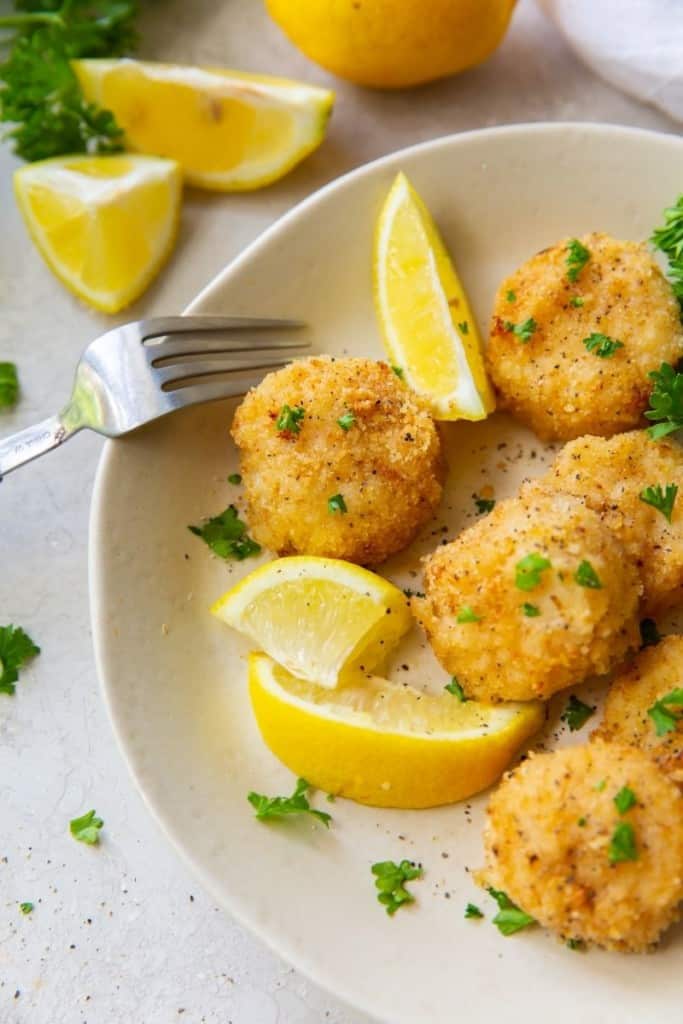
[276,404,305,435]
[561,695,595,732]
[248,777,332,827]
[645,362,683,439]
[582,333,623,359]
[566,239,590,283]
[487,887,535,936]
[651,194,683,308]
[614,786,637,815]
[371,859,422,915]
[189,505,261,560]
[639,482,678,522]
[0,362,19,408]
[504,317,537,343]
[0,624,40,695]
[647,688,683,736]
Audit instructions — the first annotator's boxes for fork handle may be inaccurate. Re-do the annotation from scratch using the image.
[0,414,78,480]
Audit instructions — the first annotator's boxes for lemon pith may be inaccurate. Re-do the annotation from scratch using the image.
[211,556,412,689]
[72,59,334,191]
[248,653,544,808]
[13,154,181,314]
[374,172,496,421]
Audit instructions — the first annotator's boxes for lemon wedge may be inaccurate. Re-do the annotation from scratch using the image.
[374,172,495,420]
[249,653,544,808]
[72,59,334,191]
[211,556,411,689]
[14,154,181,314]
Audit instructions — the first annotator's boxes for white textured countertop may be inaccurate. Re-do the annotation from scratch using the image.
[1,2,677,1021]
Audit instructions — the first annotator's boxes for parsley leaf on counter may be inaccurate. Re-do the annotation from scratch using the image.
[487,887,535,936]
[574,560,602,589]
[647,688,683,736]
[645,362,683,439]
[515,552,551,592]
[582,333,623,359]
[372,859,422,915]
[504,317,537,343]
[639,482,678,522]
[561,695,595,732]
[189,505,261,560]
[248,777,331,828]
[0,624,40,695]
[70,809,104,845]
[19,902,34,914]
[651,194,683,308]
[0,362,19,408]
[445,678,466,701]
[608,822,638,864]
[275,404,305,434]
[566,239,590,282]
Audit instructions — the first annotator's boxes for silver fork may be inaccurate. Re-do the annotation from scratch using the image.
[0,316,309,480]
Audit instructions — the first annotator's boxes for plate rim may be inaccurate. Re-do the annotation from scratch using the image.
[89,121,683,1022]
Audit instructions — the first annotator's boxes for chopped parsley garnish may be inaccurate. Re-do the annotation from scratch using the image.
[594,779,606,792]
[504,317,537,343]
[189,506,261,560]
[474,494,495,514]
[651,194,683,309]
[402,587,425,599]
[457,321,469,335]
[337,410,356,431]
[574,560,602,589]
[457,605,481,623]
[569,296,584,308]
[70,809,103,845]
[640,618,662,649]
[561,695,595,732]
[566,938,585,951]
[248,777,331,828]
[522,602,541,617]
[276,404,305,434]
[608,822,638,864]
[227,473,242,485]
[465,903,484,919]
[647,688,683,736]
[582,333,623,358]
[371,859,422,915]
[506,290,516,303]
[0,624,40,695]
[566,238,590,282]
[19,902,33,915]
[639,482,678,522]
[577,817,587,827]
[515,552,551,592]
[0,362,19,408]
[645,362,683,439]
[614,786,637,815]
[487,888,535,936]
[445,678,467,701]
[328,493,347,515]
[391,365,405,379]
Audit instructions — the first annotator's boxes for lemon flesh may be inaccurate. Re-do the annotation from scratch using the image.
[14,154,181,314]
[212,556,411,689]
[73,59,334,191]
[249,653,544,808]
[374,172,496,421]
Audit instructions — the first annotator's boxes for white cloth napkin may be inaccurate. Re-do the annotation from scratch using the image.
[538,0,683,124]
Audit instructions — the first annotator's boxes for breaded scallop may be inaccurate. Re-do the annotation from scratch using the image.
[479,741,683,951]
[593,635,683,785]
[486,232,683,442]
[413,486,641,702]
[231,357,445,564]
[543,430,683,614]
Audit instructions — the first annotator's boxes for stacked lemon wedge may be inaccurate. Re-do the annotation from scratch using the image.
[213,557,543,809]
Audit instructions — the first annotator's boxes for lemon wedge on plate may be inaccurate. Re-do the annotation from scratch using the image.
[72,59,334,191]
[211,556,411,689]
[249,653,544,808]
[14,154,181,314]
[374,172,495,421]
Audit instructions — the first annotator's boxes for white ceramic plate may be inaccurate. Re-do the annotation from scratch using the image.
[90,125,683,1024]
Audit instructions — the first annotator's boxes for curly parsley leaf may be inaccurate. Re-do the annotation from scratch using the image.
[0,362,19,408]
[372,859,422,915]
[487,887,535,936]
[566,238,590,283]
[445,677,467,701]
[608,822,638,864]
[248,777,331,828]
[574,560,602,589]
[582,333,623,359]
[70,808,103,845]
[275,404,305,435]
[561,695,595,732]
[0,624,40,695]
[647,688,683,736]
[639,482,678,522]
[19,901,34,915]
[504,317,537,343]
[189,505,260,561]
[651,194,683,308]
[515,552,551,592]
[645,362,683,439]
[614,786,637,815]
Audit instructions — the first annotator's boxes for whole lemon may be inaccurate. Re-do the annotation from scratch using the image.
[265,0,517,89]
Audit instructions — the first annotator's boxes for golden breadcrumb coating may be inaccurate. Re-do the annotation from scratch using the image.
[486,233,683,442]
[413,485,641,702]
[593,635,683,785]
[543,430,683,615]
[231,357,445,564]
[479,741,683,952]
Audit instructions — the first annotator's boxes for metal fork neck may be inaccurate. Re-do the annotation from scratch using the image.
[0,412,80,480]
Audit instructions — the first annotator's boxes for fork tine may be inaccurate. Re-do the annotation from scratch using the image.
[138,315,306,341]
[163,373,280,409]
[147,335,311,361]
[155,354,294,388]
